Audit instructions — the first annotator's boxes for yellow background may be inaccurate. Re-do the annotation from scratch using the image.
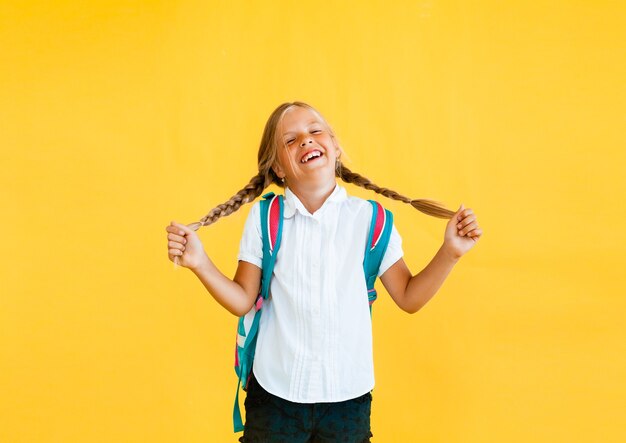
[1,1,624,442]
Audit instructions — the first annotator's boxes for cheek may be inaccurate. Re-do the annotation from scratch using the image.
[278,147,291,162]
[320,135,335,150]
[279,148,298,170]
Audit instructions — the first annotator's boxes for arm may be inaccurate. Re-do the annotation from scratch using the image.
[168,199,264,317]
[380,203,483,314]
[379,246,459,314]
[191,257,262,317]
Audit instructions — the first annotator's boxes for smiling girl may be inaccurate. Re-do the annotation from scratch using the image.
[165,101,482,442]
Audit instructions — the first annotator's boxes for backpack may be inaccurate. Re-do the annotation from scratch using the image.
[232,191,394,433]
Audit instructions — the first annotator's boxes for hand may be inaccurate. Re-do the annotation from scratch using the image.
[442,204,483,260]
[165,221,208,271]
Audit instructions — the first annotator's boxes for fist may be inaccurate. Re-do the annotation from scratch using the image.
[443,204,483,259]
[165,221,207,271]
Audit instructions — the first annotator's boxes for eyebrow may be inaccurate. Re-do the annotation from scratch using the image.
[282,120,322,136]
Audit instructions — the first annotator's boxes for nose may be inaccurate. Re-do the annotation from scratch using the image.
[299,136,314,147]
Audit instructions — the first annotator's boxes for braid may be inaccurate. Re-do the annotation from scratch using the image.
[187,173,269,231]
[337,165,456,219]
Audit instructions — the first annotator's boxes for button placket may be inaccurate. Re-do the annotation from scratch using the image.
[311,218,322,372]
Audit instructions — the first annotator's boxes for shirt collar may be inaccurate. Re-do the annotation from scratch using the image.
[283,183,347,218]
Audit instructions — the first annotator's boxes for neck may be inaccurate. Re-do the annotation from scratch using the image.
[287,180,337,214]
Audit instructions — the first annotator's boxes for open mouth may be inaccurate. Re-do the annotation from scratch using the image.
[300,150,324,164]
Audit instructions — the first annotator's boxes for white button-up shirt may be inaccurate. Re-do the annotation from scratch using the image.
[237,183,403,403]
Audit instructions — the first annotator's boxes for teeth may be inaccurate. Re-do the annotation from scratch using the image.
[301,151,322,163]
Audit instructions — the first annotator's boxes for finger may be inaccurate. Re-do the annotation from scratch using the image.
[456,204,464,220]
[468,228,482,238]
[170,253,183,268]
[169,248,184,256]
[170,221,190,236]
[459,222,478,236]
[167,233,187,243]
[168,241,185,251]
[456,215,475,230]
[166,225,186,237]
[458,209,474,220]
[457,205,473,219]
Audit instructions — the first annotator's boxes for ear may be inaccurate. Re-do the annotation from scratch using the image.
[271,161,285,179]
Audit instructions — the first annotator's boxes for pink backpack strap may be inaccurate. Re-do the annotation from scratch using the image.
[268,194,281,254]
[370,201,387,250]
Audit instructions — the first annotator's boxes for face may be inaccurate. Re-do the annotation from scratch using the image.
[272,106,340,187]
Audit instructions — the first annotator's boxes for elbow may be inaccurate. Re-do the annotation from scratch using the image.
[397,290,422,314]
[404,306,421,315]
[230,307,245,317]
[402,301,423,315]
[230,304,251,318]
[230,299,256,317]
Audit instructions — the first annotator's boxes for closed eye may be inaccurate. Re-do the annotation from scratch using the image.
[285,130,322,145]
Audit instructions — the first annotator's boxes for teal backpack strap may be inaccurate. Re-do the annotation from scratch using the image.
[259,192,284,303]
[232,191,284,433]
[363,200,394,315]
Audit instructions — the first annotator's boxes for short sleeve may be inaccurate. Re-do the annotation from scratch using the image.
[237,201,263,269]
[377,223,404,277]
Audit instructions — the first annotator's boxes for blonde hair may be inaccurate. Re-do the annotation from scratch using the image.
[186,101,455,231]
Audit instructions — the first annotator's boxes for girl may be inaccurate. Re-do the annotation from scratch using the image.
[165,101,482,442]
